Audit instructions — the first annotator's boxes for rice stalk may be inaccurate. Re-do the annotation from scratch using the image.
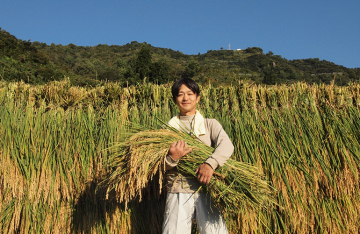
[99,124,277,217]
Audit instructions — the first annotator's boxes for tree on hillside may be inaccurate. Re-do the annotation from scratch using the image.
[135,43,152,80]
[149,59,170,84]
[246,54,270,72]
[245,47,263,54]
[123,43,152,85]
[266,51,274,56]
[182,59,200,78]
[262,63,278,85]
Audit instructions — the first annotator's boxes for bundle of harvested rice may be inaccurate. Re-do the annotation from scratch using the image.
[99,124,276,215]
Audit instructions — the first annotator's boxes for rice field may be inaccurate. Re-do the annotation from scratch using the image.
[0,78,360,233]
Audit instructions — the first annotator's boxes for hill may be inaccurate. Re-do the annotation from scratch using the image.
[1,27,359,86]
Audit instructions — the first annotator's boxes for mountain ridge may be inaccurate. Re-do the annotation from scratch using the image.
[1,27,359,86]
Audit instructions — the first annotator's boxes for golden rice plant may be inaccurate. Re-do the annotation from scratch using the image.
[99,123,277,218]
[1,79,360,233]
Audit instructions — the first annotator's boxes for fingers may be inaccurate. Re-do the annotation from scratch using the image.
[168,140,191,160]
[197,174,210,185]
[184,147,192,155]
[175,140,191,151]
[169,142,177,149]
[196,164,214,185]
[175,140,184,149]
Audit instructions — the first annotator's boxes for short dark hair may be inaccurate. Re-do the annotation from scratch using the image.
[171,78,200,102]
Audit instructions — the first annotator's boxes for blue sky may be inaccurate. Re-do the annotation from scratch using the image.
[1,0,359,68]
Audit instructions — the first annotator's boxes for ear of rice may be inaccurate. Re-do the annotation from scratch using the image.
[98,123,277,215]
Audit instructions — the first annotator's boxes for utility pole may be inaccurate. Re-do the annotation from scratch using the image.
[229,43,231,50]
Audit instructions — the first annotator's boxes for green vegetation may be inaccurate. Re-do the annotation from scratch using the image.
[0,29,67,84]
[1,79,360,233]
[1,27,360,87]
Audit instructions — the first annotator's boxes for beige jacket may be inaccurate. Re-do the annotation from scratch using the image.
[165,113,234,193]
